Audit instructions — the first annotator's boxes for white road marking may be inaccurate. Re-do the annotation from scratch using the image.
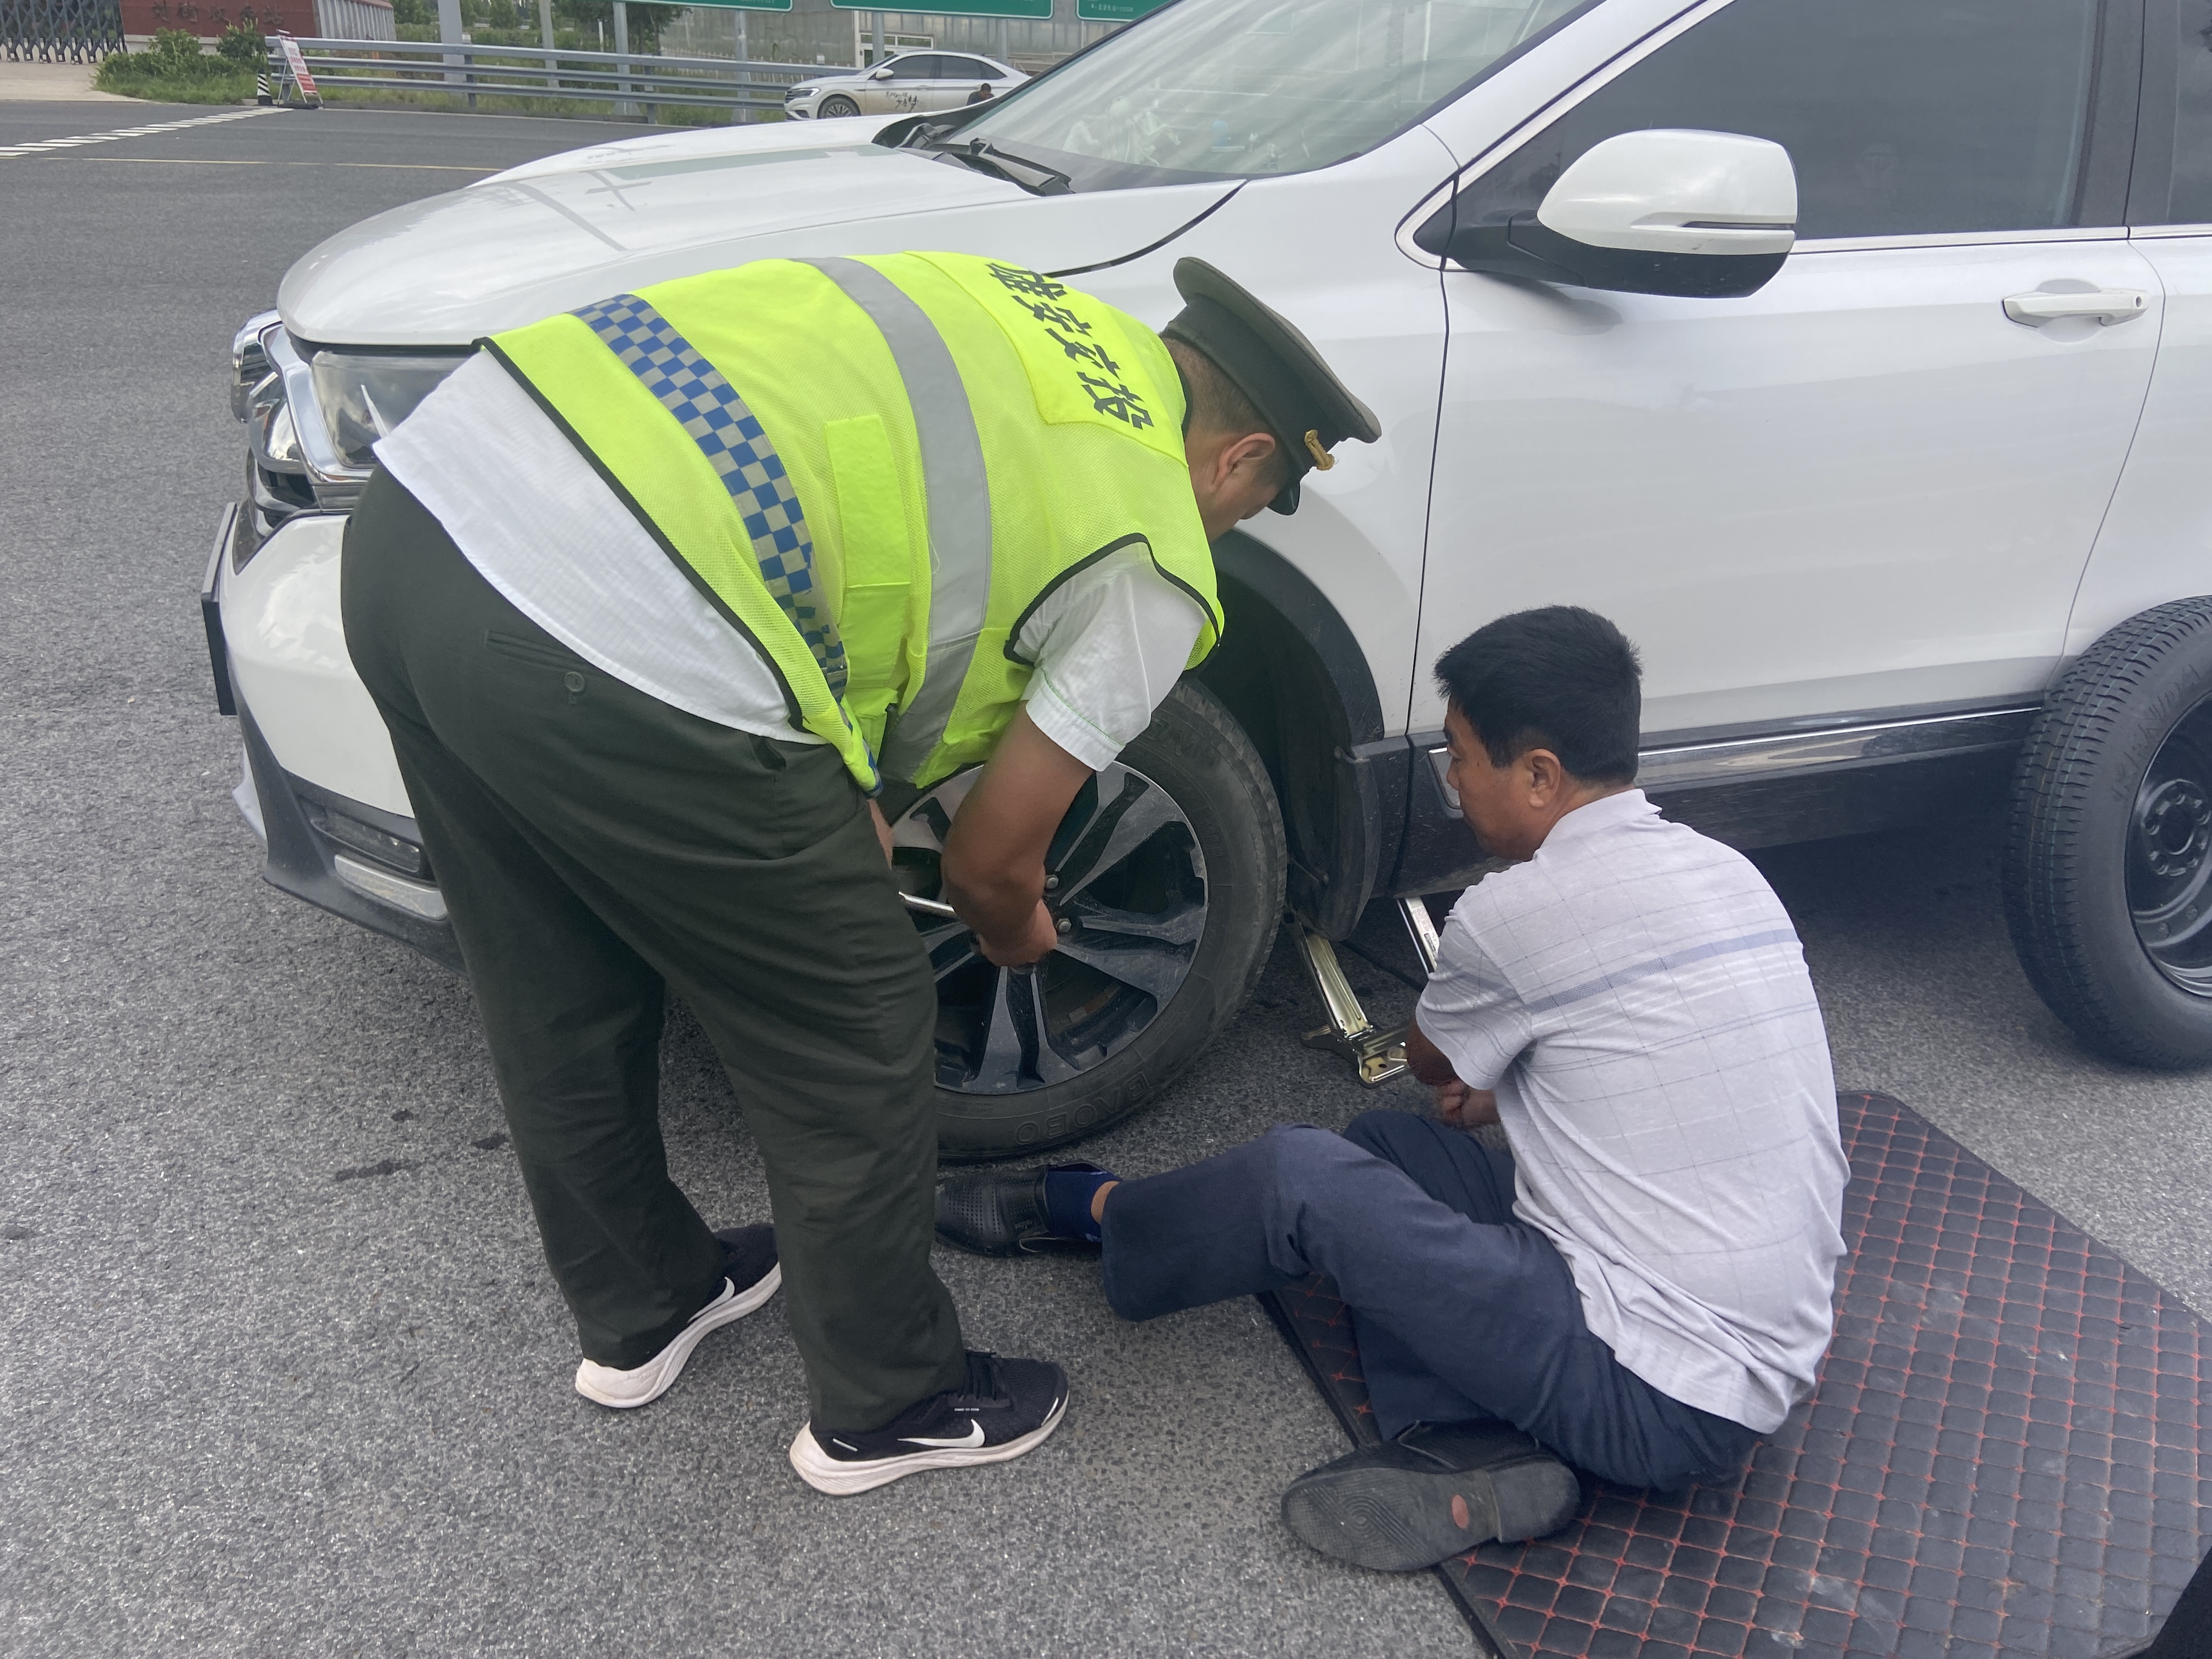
[0,105,279,159]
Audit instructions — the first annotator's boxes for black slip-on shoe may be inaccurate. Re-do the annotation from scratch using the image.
[789,1350,1068,1496]
[1280,1420,1582,1571]
[572,1224,780,1409]
[934,1163,1109,1256]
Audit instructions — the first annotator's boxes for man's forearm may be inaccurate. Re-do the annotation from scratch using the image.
[939,709,1093,963]
[1404,1018,1459,1087]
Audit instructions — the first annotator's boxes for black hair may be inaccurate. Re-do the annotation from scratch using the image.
[1165,337,1294,495]
[1434,606,1642,784]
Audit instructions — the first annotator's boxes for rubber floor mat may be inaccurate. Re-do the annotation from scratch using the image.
[1261,1092,2211,1658]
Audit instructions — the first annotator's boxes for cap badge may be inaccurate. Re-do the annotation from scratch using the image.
[1304,430,1336,471]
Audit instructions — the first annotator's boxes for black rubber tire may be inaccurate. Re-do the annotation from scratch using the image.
[2004,597,2212,1068]
[935,680,1286,1160]
[817,95,860,119]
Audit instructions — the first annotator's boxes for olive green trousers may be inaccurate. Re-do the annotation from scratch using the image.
[340,471,966,1431]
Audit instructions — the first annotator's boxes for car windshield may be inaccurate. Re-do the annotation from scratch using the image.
[945,0,1593,191]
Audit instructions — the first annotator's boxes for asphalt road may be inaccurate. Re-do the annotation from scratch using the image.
[5,99,2212,1659]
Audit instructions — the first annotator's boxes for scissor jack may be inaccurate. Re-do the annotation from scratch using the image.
[1290,895,1446,1087]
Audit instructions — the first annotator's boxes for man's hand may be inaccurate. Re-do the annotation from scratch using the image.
[1432,1079,1500,1130]
[979,900,1062,968]
[940,710,1093,968]
[867,799,895,865]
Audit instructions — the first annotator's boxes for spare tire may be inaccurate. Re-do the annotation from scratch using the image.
[890,680,1285,1159]
[2005,597,2212,1066]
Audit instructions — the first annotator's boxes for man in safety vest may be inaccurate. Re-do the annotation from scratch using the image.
[341,253,1378,1496]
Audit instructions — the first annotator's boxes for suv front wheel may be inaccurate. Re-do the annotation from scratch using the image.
[891,680,1286,1159]
[2006,597,2212,1067]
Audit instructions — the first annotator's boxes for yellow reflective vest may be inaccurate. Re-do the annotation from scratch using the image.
[486,252,1223,791]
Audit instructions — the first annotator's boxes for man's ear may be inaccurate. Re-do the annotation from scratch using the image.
[1523,747,1566,804]
[1222,430,1278,486]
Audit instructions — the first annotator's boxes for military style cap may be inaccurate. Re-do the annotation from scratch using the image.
[1161,257,1381,515]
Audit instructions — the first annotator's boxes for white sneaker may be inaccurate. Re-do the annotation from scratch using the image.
[574,1224,781,1409]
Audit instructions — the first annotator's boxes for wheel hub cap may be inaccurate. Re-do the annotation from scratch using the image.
[2128,699,2212,991]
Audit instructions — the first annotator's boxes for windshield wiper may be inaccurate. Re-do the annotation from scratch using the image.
[922,137,1072,196]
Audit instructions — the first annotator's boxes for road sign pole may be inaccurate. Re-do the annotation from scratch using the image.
[612,0,638,119]
[735,8,748,121]
[436,0,464,88]
[537,0,552,50]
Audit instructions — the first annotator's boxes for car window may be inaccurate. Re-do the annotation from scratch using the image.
[946,0,1599,193]
[888,55,941,81]
[1444,0,2109,242]
[940,57,991,80]
[2137,0,2212,223]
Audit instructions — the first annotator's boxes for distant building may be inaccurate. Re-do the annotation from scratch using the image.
[117,0,390,44]
[314,0,393,38]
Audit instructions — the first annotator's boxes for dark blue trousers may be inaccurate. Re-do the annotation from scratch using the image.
[1100,1109,1760,1491]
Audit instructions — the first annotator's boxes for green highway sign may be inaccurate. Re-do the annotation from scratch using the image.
[829,0,1052,15]
[682,0,794,9]
[1075,0,1169,17]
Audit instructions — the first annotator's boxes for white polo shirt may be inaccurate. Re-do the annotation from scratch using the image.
[372,351,1207,774]
[1416,789,1849,1432]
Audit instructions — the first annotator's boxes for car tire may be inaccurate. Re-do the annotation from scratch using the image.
[2004,597,2212,1067]
[895,680,1286,1160]
[818,95,860,119]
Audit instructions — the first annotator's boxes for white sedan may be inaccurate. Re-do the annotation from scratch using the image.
[783,50,1024,121]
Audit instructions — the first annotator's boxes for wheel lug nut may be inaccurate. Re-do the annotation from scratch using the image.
[1056,917,1073,934]
[1043,876,1059,892]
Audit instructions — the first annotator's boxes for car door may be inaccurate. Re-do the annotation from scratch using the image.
[1415,0,2162,741]
[2068,0,2212,647]
[932,54,995,110]
[871,53,942,116]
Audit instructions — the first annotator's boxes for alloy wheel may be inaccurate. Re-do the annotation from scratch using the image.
[891,762,1208,1093]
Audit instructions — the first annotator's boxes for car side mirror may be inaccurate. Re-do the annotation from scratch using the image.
[1424,128,1797,299]
[870,66,893,80]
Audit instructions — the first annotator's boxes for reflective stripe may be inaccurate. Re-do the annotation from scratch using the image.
[572,292,848,699]
[798,257,992,781]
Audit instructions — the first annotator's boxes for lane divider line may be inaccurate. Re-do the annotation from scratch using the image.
[0,105,280,160]
[74,156,500,172]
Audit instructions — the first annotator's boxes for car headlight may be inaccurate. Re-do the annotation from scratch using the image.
[307,351,467,472]
[247,375,304,473]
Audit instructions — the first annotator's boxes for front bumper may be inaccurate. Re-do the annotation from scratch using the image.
[205,502,462,972]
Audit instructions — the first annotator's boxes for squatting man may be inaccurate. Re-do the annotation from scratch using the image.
[940,606,1851,1570]
[340,250,1378,1494]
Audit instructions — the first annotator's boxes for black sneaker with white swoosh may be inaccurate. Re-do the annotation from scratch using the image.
[789,1350,1068,1496]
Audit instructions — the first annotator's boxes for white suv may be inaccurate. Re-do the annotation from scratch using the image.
[209,0,2212,1157]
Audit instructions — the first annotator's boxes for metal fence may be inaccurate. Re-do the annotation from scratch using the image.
[1,0,124,61]
[270,35,815,120]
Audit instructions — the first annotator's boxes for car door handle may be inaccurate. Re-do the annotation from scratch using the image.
[2002,289,2149,326]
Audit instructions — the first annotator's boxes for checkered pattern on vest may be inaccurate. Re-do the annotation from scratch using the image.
[572,294,849,699]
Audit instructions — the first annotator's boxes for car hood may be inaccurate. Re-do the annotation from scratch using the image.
[280,120,1236,347]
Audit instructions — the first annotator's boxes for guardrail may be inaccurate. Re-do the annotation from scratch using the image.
[268,35,816,121]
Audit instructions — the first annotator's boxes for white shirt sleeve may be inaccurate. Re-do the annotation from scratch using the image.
[1013,546,1207,772]
[1413,904,1534,1090]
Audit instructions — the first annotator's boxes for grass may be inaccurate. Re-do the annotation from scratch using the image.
[93,56,255,104]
